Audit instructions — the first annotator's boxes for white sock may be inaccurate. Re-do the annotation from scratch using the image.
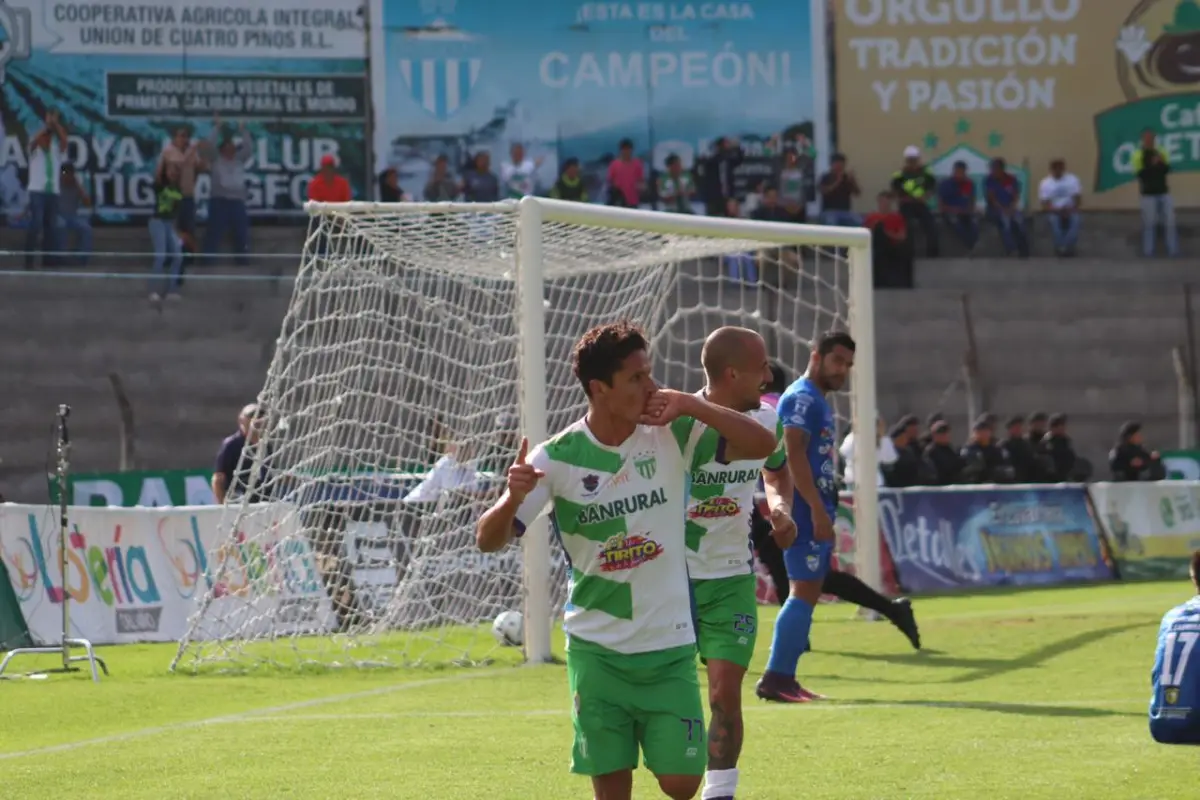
[701,768,739,799]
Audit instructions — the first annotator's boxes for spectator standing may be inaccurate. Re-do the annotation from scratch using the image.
[891,145,939,258]
[817,153,861,226]
[605,138,644,207]
[200,115,252,266]
[1038,158,1083,257]
[1135,128,1178,257]
[1038,412,1085,481]
[308,155,352,203]
[500,142,540,199]
[960,416,1012,483]
[212,403,270,504]
[423,154,459,201]
[462,151,499,202]
[863,190,914,288]
[550,158,587,202]
[377,168,406,201]
[148,160,184,303]
[778,149,813,223]
[24,110,68,270]
[698,136,743,217]
[159,126,202,264]
[918,411,945,452]
[656,154,695,213]
[839,416,898,487]
[984,158,1030,257]
[1028,411,1049,448]
[924,420,964,485]
[885,420,923,487]
[999,415,1039,483]
[938,160,979,252]
[56,163,93,267]
[1110,421,1166,482]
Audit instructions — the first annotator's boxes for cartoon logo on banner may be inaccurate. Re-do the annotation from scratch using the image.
[156,516,208,600]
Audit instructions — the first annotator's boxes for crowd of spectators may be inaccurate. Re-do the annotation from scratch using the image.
[839,411,1167,489]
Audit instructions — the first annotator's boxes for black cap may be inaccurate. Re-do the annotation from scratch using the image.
[1119,420,1142,439]
[973,414,993,431]
[1030,411,1049,423]
[932,420,950,434]
[889,421,908,438]
[926,411,945,427]
[899,414,919,428]
[1049,412,1068,426]
[1006,414,1025,428]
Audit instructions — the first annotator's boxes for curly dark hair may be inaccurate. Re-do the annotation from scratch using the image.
[572,320,649,397]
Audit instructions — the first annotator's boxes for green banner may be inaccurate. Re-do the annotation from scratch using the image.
[49,469,215,508]
[0,560,32,651]
[1093,93,1200,192]
[1163,450,1200,481]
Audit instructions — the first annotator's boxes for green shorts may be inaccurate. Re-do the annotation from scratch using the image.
[566,638,707,777]
[691,574,758,670]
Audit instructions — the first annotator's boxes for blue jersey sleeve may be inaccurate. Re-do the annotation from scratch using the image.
[777,385,819,438]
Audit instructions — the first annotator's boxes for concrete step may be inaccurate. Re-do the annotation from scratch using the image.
[915,257,1195,288]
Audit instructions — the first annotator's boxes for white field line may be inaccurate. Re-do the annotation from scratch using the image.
[1,695,1146,761]
[0,670,493,762]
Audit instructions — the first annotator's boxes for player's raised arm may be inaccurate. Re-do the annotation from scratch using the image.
[761,424,797,549]
[476,437,546,552]
[642,389,776,459]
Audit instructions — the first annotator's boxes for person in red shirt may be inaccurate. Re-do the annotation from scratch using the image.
[863,190,914,288]
[605,138,644,207]
[307,155,352,203]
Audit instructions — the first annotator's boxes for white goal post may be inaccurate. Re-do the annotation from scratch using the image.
[171,196,877,672]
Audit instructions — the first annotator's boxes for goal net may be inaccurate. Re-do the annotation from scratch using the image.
[171,198,876,672]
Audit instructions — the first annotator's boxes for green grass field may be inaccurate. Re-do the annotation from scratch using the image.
[1,581,1195,799]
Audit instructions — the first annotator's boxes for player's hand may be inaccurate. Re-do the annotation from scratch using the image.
[506,437,544,503]
[812,507,835,542]
[769,507,797,549]
[639,388,689,426]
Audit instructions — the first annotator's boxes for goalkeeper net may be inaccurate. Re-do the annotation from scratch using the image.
[171,198,875,673]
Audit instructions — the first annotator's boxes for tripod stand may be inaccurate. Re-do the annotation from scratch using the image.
[0,405,108,682]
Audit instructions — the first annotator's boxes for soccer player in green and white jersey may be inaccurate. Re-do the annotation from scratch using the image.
[476,321,777,800]
[675,328,797,800]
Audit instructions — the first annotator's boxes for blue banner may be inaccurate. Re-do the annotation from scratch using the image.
[0,0,369,222]
[369,0,829,205]
[878,486,1113,592]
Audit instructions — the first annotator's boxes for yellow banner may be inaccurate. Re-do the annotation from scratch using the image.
[834,0,1200,210]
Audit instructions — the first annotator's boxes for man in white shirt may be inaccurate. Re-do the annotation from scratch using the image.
[25,109,68,269]
[1038,158,1082,257]
[499,142,541,199]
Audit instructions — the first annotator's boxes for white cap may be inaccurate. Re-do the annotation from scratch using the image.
[903,145,921,158]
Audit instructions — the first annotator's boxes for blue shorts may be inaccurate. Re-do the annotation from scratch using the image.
[1151,717,1200,745]
[783,537,833,582]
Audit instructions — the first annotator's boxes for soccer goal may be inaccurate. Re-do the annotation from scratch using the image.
[170,197,878,672]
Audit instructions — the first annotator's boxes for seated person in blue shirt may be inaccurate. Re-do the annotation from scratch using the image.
[938,161,979,251]
[983,158,1030,258]
[1150,549,1200,745]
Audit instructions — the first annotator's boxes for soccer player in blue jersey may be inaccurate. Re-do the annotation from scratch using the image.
[755,331,855,703]
[1150,549,1200,744]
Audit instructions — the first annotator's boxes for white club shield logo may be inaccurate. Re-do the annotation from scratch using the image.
[400,57,481,121]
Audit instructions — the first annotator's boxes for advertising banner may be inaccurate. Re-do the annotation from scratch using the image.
[0,504,336,645]
[49,469,216,507]
[1090,481,1200,580]
[833,0,1200,211]
[369,0,829,207]
[1163,450,1200,480]
[877,485,1112,592]
[0,0,369,222]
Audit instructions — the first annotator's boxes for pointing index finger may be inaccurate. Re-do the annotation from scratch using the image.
[515,437,529,465]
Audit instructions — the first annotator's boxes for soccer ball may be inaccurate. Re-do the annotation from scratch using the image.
[492,610,524,647]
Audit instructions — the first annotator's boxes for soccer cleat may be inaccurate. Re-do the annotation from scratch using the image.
[797,685,827,701]
[755,673,812,704]
[891,598,922,650]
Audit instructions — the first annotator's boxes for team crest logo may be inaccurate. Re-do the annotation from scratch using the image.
[1166,686,1180,705]
[598,533,662,572]
[689,497,740,519]
[635,455,657,480]
[0,1,32,84]
[581,474,599,494]
[399,57,481,120]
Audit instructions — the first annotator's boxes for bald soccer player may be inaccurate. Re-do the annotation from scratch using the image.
[212,403,269,504]
[677,327,796,800]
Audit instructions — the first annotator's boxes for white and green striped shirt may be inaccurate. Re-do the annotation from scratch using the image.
[515,418,695,655]
[679,402,786,580]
